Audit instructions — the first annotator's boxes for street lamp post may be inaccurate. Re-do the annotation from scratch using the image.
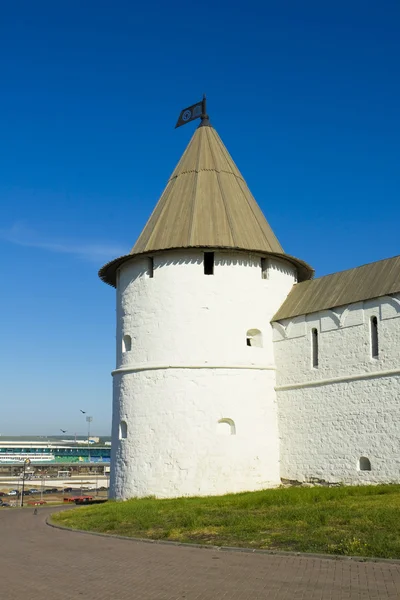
[21,459,31,507]
[86,416,93,464]
[40,473,45,502]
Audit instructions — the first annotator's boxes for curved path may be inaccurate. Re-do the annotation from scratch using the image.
[1,506,400,599]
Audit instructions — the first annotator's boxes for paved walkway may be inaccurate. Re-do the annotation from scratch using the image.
[1,506,400,599]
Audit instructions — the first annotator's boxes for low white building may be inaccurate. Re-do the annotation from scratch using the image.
[100,114,400,499]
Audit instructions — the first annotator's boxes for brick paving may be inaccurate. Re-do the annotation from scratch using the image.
[0,506,400,599]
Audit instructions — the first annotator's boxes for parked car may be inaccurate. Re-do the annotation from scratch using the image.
[43,488,59,494]
[0,502,11,507]
[0,492,6,496]
[63,487,73,493]
[29,489,40,494]
[7,490,18,496]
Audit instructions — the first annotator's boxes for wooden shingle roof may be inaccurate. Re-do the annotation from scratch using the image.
[99,122,313,287]
[272,255,400,321]
[131,124,284,255]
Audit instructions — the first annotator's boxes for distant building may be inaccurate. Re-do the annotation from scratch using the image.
[0,440,110,465]
[100,114,400,499]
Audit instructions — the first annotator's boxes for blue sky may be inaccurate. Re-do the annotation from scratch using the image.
[0,1,399,434]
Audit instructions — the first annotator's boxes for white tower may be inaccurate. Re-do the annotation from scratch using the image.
[99,115,313,499]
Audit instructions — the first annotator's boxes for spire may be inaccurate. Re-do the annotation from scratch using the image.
[99,123,313,286]
[198,94,211,127]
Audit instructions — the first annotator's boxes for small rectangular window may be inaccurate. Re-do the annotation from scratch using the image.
[370,316,379,358]
[148,257,154,278]
[312,328,318,368]
[204,252,214,275]
[261,258,268,279]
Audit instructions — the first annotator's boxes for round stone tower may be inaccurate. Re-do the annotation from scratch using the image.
[99,116,313,499]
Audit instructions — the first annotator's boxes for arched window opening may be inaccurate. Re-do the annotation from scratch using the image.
[147,257,154,278]
[119,420,127,440]
[122,334,132,353]
[246,329,263,348]
[370,316,379,358]
[204,252,214,275]
[217,418,236,436]
[359,456,371,471]
[311,328,318,368]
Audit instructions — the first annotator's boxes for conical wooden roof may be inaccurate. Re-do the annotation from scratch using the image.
[99,122,313,286]
[132,124,284,254]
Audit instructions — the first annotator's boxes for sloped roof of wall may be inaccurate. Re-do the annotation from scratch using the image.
[99,120,313,287]
[272,254,400,321]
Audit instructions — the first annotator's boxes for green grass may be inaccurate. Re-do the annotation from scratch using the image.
[52,484,400,559]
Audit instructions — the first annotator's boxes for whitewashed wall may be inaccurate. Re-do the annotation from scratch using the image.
[110,249,297,499]
[273,294,400,484]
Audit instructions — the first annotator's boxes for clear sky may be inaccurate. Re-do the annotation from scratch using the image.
[0,1,399,435]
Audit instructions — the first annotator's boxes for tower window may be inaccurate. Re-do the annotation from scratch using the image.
[217,418,236,436]
[204,252,214,275]
[370,316,379,358]
[261,258,268,279]
[147,257,154,278]
[122,335,132,353]
[119,420,127,440]
[246,329,263,348]
[359,456,371,471]
[311,328,318,368]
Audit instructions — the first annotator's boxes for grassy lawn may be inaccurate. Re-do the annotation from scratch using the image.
[52,485,400,559]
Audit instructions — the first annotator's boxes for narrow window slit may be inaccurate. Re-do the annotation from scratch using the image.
[370,316,378,358]
[119,421,128,440]
[312,328,318,368]
[148,257,154,278]
[261,258,268,279]
[204,252,214,275]
[122,335,131,353]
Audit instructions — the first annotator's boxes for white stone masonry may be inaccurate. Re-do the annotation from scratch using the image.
[273,294,400,485]
[110,249,297,499]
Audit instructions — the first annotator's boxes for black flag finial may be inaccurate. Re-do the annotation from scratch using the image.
[175,96,210,128]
